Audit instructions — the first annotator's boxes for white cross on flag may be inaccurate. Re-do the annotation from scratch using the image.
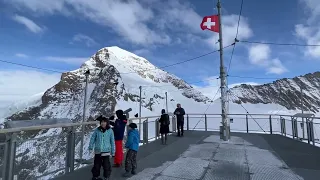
[200,15,220,33]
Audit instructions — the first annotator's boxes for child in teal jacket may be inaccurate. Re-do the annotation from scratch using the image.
[123,123,140,177]
[89,117,115,180]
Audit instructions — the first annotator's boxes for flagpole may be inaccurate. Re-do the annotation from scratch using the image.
[217,0,230,141]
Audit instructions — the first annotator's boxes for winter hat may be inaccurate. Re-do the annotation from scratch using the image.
[129,123,137,129]
[116,109,124,117]
[161,109,166,114]
[99,117,109,124]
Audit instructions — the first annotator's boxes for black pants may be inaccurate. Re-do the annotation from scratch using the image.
[177,120,184,136]
[125,149,137,172]
[91,154,112,178]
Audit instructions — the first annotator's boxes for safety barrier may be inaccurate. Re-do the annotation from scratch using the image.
[0,113,319,180]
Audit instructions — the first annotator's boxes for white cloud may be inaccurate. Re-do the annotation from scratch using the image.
[133,49,151,56]
[0,70,60,107]
[248,44,270,65]
[192,76,220,100]
[192,76,259,100]
[12,14,43,33]
[43,56,88,65]
[15,53,29,58]
[267,59,288,75]
[71,34,99,47]
[206,15,253,48]
[248,44,287,74]
[6,0,252,48]
[6,0,171,46]
[295,0,320,58]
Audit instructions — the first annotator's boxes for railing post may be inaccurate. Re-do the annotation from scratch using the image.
[269,115,272,134]
[155,119,159,139]
[205,114,208,131]
[311,121,315,146]
[187,114,189,131]
[246,114,249,133]
[3,133,17,180]
[143,119,148,144]
[65,126,76,173]
[291,117,295,139]
[306,120,311,144]
[172,116,176,132]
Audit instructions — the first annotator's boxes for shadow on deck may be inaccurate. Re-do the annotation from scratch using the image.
[54,131,320,180]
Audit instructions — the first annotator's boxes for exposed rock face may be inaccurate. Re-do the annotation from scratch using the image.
[230,72,320,112]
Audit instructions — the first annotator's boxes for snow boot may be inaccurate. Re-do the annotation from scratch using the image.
[123,171,131,177]
[131,170,137,175]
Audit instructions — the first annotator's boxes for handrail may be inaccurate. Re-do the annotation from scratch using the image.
[0,115,160,134]
[1,113,319,134]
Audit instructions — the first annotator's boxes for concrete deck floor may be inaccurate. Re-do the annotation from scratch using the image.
[55,131,320,180]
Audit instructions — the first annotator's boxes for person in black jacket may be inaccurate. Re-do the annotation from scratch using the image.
[109,110,128,167]
[174,103,185,137]
[158,109,170,145]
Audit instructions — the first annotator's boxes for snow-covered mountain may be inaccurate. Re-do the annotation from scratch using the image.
[6,46,213,123]
[2,46,320,179]
[230,72,320,113]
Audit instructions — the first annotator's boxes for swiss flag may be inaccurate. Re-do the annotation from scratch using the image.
[200,15,220,33]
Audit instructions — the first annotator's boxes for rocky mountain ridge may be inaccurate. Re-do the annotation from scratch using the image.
[230,72,320,112]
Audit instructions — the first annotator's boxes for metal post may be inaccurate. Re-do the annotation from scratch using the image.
[306,120,310,144]
[269,115,272,134]
[205,114,208,131]
[300,86,305,139]
[143,119,148,144]
[246,114,249,133]
[165,92,168,113]
[4,133,17,180]
[155,119,159,139]
[310,121,315,146]
[80,70,90,161]
[217,0,229,141]
[187,114,189,131]
[66,127,76,173]
[139,86,142,140]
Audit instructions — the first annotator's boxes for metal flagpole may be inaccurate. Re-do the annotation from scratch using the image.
[217,0,230,141]
[139,86,142,139]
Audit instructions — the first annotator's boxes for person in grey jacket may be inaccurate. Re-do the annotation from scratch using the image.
[174,103,185,137]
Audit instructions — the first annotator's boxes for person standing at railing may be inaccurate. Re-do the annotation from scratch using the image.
[89,117,115,180]
[174,103,185,137]
[109,109,127,168]
[123,123,139,177]
[159,109,170,145]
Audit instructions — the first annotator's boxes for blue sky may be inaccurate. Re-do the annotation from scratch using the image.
[0,0,320,105]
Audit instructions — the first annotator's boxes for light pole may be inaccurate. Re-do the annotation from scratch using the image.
[79,69,90,162]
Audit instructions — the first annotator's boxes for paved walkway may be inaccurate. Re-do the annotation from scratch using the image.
[55,131,320,180]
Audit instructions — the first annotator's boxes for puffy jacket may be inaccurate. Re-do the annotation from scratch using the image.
[88,126,115,156]
[125,129,139,152]
[110,116,127,140]
[174,107,185,121]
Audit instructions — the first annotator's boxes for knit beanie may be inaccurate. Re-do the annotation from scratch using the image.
[129,123,137,129]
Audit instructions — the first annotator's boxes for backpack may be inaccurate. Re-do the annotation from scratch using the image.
[162,114,170,126]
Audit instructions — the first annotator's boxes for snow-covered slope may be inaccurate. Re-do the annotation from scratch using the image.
[3,46,320,179]
[230,72,320,113]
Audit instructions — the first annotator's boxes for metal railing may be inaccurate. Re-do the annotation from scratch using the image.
[0,113,319,180]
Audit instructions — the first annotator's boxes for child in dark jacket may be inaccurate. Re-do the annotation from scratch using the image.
[89,117,115,180]
[109,109,127,167]
[123,123,140,177]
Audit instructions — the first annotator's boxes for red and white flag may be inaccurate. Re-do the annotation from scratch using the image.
[200,15,220,33]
